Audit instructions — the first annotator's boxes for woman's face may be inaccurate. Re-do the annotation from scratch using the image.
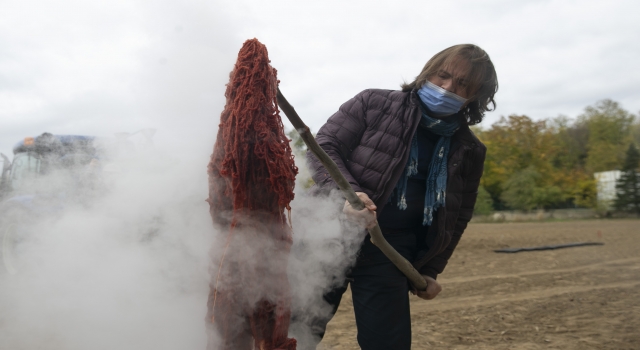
[427,58,474,100]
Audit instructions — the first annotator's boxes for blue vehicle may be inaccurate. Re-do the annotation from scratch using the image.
[0,133,102,274]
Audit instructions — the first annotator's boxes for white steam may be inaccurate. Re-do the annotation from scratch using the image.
[0,138,364,349]
[288,189,366,347]
[0,146,213,349]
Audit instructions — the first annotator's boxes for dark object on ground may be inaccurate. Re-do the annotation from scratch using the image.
[494,242,604,253]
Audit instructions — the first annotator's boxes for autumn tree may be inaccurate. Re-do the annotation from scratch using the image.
[579,99,635,173]
[472,99,640,212]
[546,116,597,208]
[476,115,586,209]
[548,115,588,171]
[476,115,554,208]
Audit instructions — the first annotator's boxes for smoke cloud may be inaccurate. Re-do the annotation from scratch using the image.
[288,188,366,347]
[0,145,213,349]
[0,136,365,350]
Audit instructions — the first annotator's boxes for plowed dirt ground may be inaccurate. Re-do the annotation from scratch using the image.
[319,219,640,350]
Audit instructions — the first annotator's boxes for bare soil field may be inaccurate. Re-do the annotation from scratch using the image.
[319,219,640,350]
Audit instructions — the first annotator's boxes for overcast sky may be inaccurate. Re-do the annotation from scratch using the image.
[1,0,639,157]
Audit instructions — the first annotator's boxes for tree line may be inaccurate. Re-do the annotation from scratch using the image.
[473,99,640,214]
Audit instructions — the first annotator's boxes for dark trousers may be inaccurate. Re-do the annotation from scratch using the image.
[313,230,420,350]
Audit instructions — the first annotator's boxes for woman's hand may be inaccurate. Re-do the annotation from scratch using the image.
[411,275,442,300]
[343,192,377,229]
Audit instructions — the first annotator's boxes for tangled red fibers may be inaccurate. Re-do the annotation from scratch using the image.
[206,39,298,350]
[210,38,297,218]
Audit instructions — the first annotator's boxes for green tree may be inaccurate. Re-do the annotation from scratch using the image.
[632,123,640,147]
[500,168,537,211]
[614,143,640,215]
[570,176,597,208]
[548,115,589,170]
[473,185,494,215]
[579,99,636,173]
[500,167,563,211]
[477,115,554,207]
[477,115,577,209]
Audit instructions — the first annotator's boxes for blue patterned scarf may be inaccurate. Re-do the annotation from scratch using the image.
[394,113,459,226]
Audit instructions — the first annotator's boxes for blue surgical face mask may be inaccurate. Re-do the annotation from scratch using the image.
[417,81,468,117]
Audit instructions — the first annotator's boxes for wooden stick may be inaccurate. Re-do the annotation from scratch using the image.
[277,87,428,291]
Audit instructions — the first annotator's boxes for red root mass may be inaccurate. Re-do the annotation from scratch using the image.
[206,39,298,350]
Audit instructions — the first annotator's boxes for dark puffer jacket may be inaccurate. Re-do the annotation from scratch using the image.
[307,89,486,279]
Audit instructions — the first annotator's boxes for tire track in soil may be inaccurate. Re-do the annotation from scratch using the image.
[439,256,640,285]
[420,280,640,313]
[412,283,640,350]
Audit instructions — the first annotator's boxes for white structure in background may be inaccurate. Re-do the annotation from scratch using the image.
[594,170,622,209]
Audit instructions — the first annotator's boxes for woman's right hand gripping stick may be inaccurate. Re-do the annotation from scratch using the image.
[343,192,378,229]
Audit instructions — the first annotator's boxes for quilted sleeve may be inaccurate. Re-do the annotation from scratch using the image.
[306,90,371,194]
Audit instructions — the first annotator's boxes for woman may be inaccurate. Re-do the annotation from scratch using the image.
[307,44,498,349]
